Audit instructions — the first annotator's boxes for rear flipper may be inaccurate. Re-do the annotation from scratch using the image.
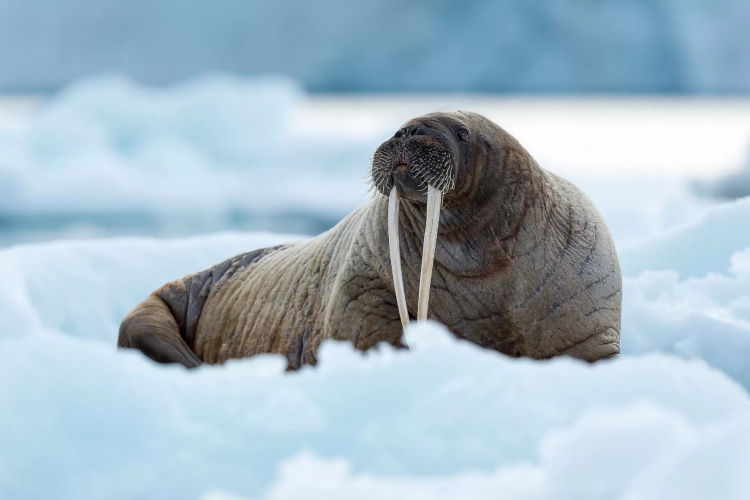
[561,327,620,362]
[118,294,202,368]
[117,247,284,368]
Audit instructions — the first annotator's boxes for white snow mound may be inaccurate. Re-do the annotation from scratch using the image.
[1,207,750,497]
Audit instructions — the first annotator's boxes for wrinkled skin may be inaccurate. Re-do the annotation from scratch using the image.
[118,111,622,368]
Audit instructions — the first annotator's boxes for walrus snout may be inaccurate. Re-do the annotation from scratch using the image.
[371,135,456,197]
[392,162,428,202]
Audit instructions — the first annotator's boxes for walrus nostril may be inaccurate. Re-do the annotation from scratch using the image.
[405,125,428,137]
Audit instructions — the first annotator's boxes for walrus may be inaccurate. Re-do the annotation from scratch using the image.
[118,111,622,369]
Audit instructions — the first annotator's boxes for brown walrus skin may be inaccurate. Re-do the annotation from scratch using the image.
[118,111,622,369]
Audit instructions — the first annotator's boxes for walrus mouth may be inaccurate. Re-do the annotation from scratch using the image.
[388,184,443,328]
[371,138,455,198]
[373,130,455,329]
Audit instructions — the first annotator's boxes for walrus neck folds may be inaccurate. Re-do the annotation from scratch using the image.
[386,140,554,328]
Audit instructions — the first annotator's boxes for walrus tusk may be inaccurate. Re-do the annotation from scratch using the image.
[388,185,410,328]
[417,185,442,321]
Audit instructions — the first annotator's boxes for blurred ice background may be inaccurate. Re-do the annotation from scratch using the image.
[0,0,749,94]
[1,1,750,499]
[2,76,748,247]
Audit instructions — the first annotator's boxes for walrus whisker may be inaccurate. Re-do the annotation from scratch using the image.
[388,186,410,330]
[417,185,442,321]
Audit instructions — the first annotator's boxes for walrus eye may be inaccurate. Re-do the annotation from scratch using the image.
[456,127,469,142]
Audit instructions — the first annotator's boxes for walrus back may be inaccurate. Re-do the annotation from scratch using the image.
[117,246,285,367]
[118,202,376,369]
[191,206,371,365]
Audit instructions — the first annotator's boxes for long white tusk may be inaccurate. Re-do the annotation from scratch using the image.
[388,185,410,329]
[417,185,442,321]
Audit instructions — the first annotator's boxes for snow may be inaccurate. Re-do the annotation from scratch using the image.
[694,148,750,200]
[2,76,750,498]
[620,197,750,278]
[1,199,750,498]
[0,76,374,246]
[0,75,368,216]
[1,301,749,498]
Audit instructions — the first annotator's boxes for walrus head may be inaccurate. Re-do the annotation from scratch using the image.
[371,113,476,201]
[370,111,495,329]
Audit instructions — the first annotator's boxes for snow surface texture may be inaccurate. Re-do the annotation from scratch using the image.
[2,196,750,499]
[0,0,749,93]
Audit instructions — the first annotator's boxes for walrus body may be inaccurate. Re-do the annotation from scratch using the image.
[119,112,622,368]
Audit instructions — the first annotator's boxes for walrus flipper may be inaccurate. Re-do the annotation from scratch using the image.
[118,294,202,368]
[118,247,283,368]
[560,327,620,362]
